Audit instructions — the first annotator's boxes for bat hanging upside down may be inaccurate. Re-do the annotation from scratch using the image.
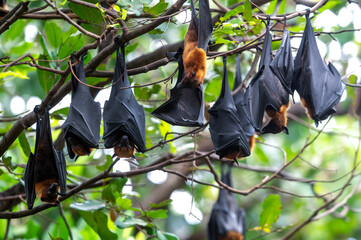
[181,20,207,88]
[113,135,135,158]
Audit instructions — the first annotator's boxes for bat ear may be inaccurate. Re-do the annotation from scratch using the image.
[282,126,289,135]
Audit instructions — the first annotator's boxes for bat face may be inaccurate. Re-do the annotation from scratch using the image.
[67,135,93,156]
[263,103,290,134]
[113,135,135,158]
[35,180,60,204]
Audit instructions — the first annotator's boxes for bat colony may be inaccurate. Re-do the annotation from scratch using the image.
[23,1,345,239]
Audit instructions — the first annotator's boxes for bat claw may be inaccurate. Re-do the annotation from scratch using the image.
[282,126,289,135]
[233,158,239,165]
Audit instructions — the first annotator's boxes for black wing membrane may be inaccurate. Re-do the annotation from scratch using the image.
[151,49,205,126]
[194,0,213,51]
[270,29,294,95]
[245,23,290,133]
[292,10,345,126]
[103,37,147,152]
[233,54,255,141]
[62,53,101,159]
[25,106,67,209]
[208,57,250,160]
[208,163,246,240]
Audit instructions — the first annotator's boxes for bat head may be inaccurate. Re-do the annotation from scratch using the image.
[67,136,93,157]
[36,180,60,204]
[218,231,244,240]
[263,104,289,134]
[181,47,206,88]
[113,135,136,158]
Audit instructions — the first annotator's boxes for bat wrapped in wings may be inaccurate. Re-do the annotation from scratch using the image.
[232,54,255,155]
[103,37,146,158]
[25,106,67,209]
[245,19,290,134]
[292,9,345,126]
[62,53,101,160]
[208,163,246,240]
[208,56,250,161]
[151,49,204,126]
[181,0,212,88]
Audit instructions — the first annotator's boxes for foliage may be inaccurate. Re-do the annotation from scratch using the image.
[0,0,360,240]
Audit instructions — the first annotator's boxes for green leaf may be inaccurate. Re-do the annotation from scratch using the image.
[148,29,163,35]
[94,210,118,240]
[96,155,112,171]
[163,232,180,240]
[150,199,172,209]
[45,22,62,49]
[259,194,282,229]
[51,107,69,120]
[37,53,55,94]
[114,217,148,229]
[70,200,106,211]
[68,0,104,24]
[58,34,84,60]
[0,71,29,82]
[18,131,31,156]
[116,198,132,210]
[145,0,168,15]
[145,209,168,219]
[243,0,252,22]
[2,156,16,171]
[156,230,167,240]
[215,5,243,26]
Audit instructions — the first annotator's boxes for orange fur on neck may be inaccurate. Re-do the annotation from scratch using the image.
[71,144,93,156]
[218,231,244,240]
[35,179,59,204]
[301,98,314,120]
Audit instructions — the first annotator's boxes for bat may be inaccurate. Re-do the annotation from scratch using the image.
[103,37,147,157]
[232,54,255,156]
[24,106,67,209]
[181,0,212,88]
[292,9,345,126]
[245,20,290,134]
[270,22,294,95]
[62,53,101,160]
[151,49,205,127]
[208,163,246,240]
[208,56,251,162]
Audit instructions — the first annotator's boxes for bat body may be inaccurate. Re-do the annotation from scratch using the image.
[25,106,67,209]
[103,37,147,155]
[113,135,135,158]
[245,22,290,134]
[208,57,250,161]
[151,49,205,127]
[208,163,246,240]
[292,10,345,126]
[62,54,101,159]
[181,0,212,88]
[232,54,256,158]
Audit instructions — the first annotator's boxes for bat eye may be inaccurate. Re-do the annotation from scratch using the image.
[40,197,45,201]
[191,71,196,77]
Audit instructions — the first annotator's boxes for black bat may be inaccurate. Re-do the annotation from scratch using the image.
[151,49,205,127]
[245,19,290,134]
[181,0,213,88]
[232,54,255,155]
[62,53,101,160]
[270,21,294,95]
[24,106,67,209]
[208,56,251,161]
[208,163,246,240]
[292,9,345,126]
[103,37,147,158]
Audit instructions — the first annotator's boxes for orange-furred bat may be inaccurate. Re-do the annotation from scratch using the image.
[245,19,290,135]
[208,163,246,240]
[25,106,67,209]
[292,10,344,126]
[113,135,135,159]
[62,54,101,160]
[180,0,212,88]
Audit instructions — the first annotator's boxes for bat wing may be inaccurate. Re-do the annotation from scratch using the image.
[270,30,294,94]
[208,57,250,159]
[245,26,289,132]
[152,49,204,126]
[233,54,255,138]
[24,152,36,209]
[293,12,345,126]
[103,40,146,152]
[197,0,212,51]
[55,150,67,195]
[62,54,101,147]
